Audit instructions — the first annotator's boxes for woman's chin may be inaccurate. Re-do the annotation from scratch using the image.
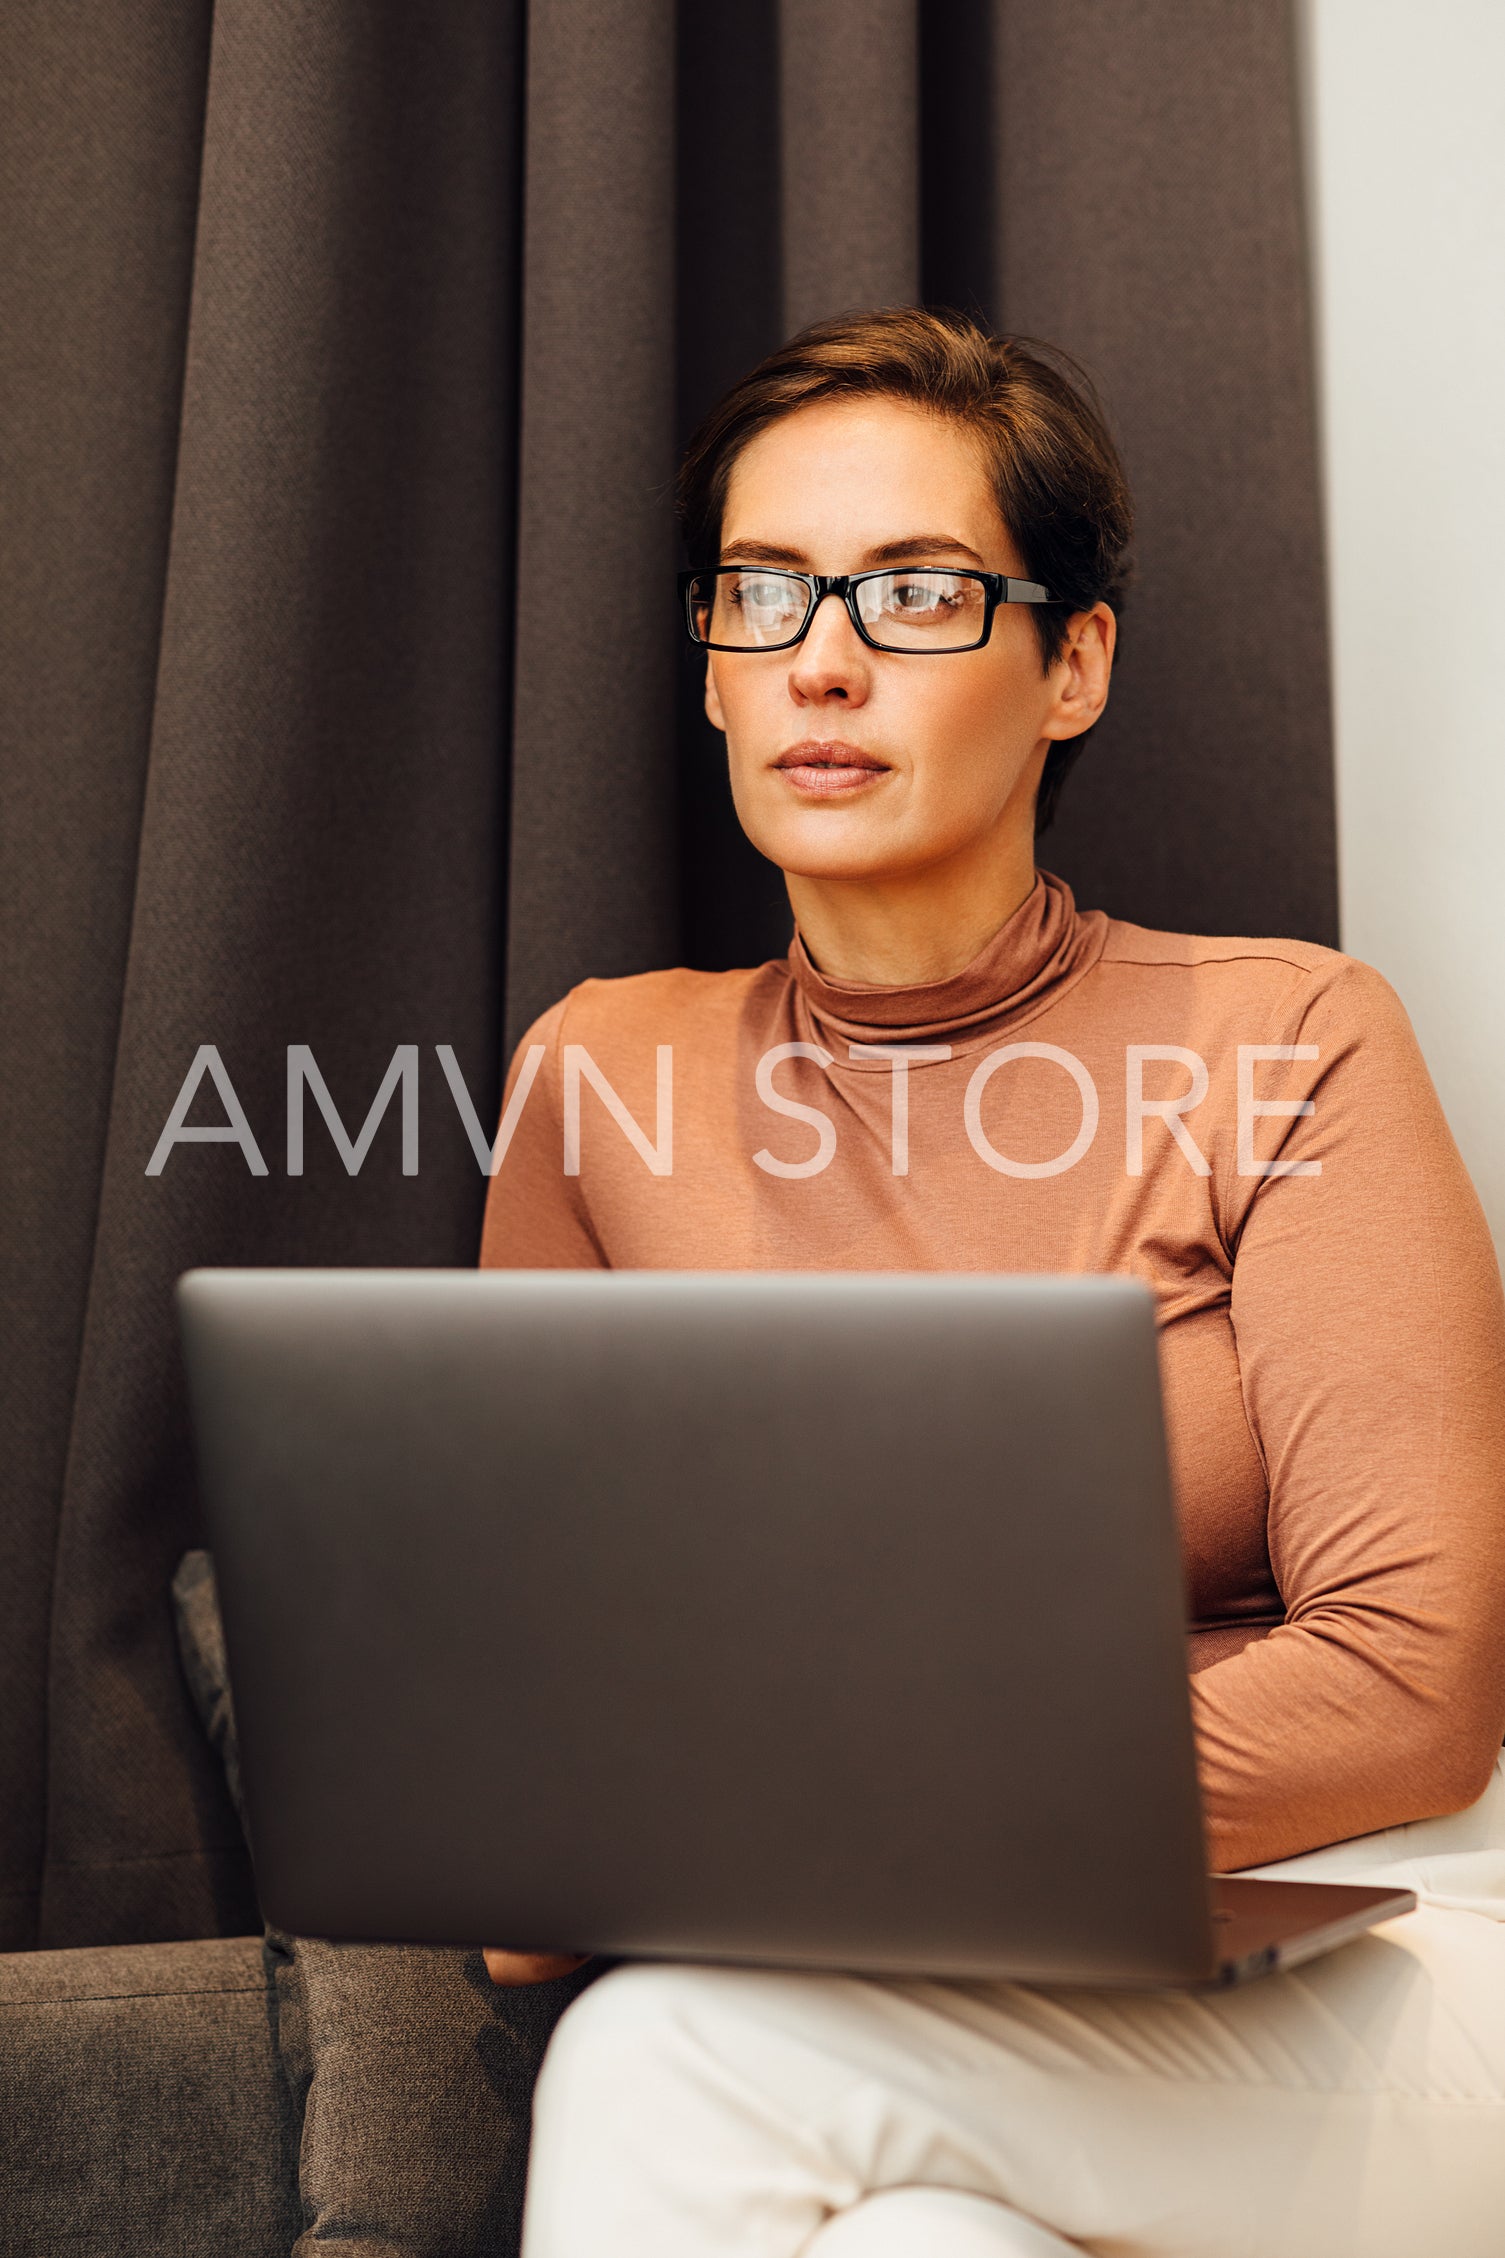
[746,826,939,886]
[732,765,1020,888]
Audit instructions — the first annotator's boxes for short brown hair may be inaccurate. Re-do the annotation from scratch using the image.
[676,306,1133,832]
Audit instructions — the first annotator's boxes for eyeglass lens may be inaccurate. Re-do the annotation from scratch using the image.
[691,569,987,651]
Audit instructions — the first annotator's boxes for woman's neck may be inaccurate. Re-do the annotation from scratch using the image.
[785,833,1039,987]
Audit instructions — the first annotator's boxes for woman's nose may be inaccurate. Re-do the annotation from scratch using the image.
[787,592,872,705]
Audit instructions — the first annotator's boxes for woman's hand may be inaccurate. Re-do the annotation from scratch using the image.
[482,1947,590,1985]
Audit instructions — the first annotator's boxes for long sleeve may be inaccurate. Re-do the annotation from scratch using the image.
[1192,957,1505,1868]
[479,996,608,1270]
[477,917,1505,1874]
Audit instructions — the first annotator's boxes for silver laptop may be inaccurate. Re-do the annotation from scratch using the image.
[177,1268,1413,1987]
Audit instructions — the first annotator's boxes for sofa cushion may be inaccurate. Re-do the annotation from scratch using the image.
[0,1934,298,2257]
[266,1931,591,2256]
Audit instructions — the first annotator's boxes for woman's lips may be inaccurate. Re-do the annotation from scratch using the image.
[772,741,891,796]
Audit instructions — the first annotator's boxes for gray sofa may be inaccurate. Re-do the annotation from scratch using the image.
[0,1555,587,2255]
[1,1935,296,2256]
[0,1927,588,2256]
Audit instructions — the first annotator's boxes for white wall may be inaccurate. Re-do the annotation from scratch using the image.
[1298,0,1505,1258]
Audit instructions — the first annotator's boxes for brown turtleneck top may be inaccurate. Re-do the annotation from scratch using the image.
[480,870,1505,1870]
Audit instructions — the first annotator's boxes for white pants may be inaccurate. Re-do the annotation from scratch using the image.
[520,1756,1505,2257]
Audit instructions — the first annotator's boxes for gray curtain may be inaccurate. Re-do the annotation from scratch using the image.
[0,0,1332,1952]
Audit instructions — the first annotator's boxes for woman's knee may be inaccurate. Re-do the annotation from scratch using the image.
[534,1958,774,2114]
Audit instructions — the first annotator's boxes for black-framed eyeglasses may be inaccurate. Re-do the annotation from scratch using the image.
[679,565,1056,655]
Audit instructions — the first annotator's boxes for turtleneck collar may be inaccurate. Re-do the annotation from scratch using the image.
[786,868,1107,1051]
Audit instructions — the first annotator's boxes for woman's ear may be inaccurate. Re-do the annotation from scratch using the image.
[1043,603,1116,741]
[704,656,726,735]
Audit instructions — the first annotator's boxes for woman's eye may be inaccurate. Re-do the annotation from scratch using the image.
[733,579,796,611]
[890,578,954,613]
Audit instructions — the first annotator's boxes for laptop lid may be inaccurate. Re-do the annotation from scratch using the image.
[179,1267,1219,1984]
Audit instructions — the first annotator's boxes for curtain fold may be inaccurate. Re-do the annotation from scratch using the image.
[0,0,216,1953]
[504,0,679,1053]
[9,0,525,1950]
[779,0,920,333]
[1,0,1334,1950]
[993,3,1337,942]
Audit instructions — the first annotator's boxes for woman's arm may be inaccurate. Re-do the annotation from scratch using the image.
[479,995,608,1270]
[1194,955,1505,1869]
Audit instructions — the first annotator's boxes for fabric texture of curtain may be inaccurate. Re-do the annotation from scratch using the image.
[0,0,1332,1951]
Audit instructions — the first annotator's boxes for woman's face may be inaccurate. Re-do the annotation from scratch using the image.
[705,398,1113,884]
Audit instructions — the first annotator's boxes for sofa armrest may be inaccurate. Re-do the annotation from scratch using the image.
[0,1934,297,2257]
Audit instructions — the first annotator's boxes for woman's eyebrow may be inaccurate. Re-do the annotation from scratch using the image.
[718,539,808,564]
[865,535,987,565]
[718,534,989,566]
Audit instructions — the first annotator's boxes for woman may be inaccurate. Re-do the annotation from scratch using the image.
[480,310,1505,2255]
